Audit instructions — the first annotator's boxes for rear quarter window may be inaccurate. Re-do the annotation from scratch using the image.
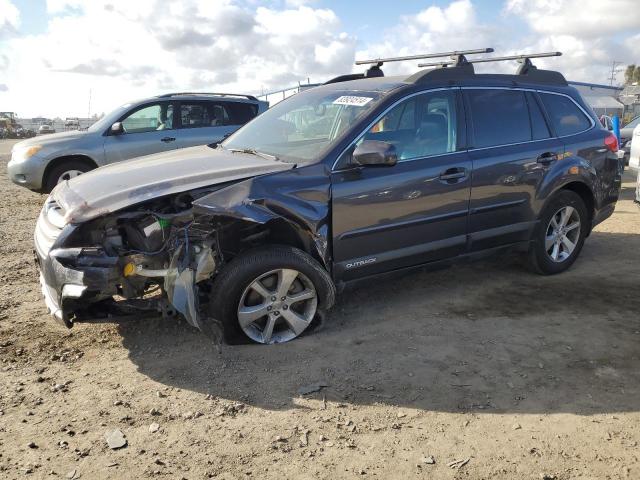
[466,89,531,148]
[225,102,258,125]
[539,93,592,136]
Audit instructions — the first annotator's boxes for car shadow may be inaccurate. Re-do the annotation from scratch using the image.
[116,226,640,415]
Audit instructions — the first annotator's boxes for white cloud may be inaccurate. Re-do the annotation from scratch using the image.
[355,0,496,76]
[0,0,355,117]
[357,0,639,84]
[0,0,19,36]
[505,0,640,37]
[1,0,639,117]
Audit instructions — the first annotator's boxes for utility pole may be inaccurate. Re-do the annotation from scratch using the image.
[608,61,623,86]
[87,89,92,119]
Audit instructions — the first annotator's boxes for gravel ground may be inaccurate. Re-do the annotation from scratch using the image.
[1,137,640,479]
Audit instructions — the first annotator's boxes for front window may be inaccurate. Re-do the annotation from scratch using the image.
[121,103,174,134]
[360,90,457,160]
[222,88,383,162]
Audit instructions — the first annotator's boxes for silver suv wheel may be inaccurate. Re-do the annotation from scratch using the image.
[545,205,581,262]
[56,169,84,184]
[237,268,318,344]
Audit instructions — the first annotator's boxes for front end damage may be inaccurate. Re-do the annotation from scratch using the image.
[34,163,332,333]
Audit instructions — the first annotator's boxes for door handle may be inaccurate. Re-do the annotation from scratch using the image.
[439,167,467,182]
[161,137,176,143]
[537,152,559,165]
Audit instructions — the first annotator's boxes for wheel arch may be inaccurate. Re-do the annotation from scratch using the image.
[217,216,329,270]
[42,154,98,191]
[558,181,595,234]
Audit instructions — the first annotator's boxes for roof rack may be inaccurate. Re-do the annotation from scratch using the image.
[157,92,258,101]
[324,48,494,85]
[355,48,494,66]
[409,51,566,85]
[418,52,562,73]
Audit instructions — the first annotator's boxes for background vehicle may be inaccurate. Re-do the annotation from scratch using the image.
[631,124,640,204]
[8,93,268,192]
[64,117,80,130]
[38,124,56,135]
[33,49,621,345]
[621,116,640,163]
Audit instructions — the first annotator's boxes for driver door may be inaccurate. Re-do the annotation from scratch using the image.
[103,102,179,164]
[331,89,472,281]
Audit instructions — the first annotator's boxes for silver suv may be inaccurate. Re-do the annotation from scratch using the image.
[8,92,268,192]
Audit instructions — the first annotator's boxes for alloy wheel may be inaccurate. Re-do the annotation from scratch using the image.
[57,170,84,184]
[545,205,581,263]
[237,268,317,344]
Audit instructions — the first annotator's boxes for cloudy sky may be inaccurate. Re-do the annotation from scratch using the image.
[1,0,639,118]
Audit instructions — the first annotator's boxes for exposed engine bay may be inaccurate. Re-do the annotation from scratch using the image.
[47,187,218,328]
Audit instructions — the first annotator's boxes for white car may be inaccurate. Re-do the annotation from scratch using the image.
[38,124,56,135]
[630,124,640,203]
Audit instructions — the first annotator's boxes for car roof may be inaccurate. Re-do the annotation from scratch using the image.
[153,92,264,104]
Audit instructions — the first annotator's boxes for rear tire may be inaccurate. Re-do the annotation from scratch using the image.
[528,190,588,275]
[44,159,95,193]
[205,245,335,344]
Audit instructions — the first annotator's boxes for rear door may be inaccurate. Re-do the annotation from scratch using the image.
[539,91,618,206]
[463,88,563,251]
[103,101,178,163]
[331,88,472,280]
[177,101,257,148]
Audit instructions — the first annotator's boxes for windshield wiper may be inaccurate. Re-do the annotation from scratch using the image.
[227,147,279,162]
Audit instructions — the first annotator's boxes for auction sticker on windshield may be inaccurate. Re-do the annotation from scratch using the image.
[333,96,373,107]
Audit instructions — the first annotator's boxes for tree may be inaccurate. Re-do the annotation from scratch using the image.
[634,66,640,84]
[625,65,636,84]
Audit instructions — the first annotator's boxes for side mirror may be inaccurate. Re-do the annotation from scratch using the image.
[352,140,398,167]
[110,122,124,134]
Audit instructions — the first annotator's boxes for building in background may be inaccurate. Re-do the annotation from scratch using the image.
[568,81,624,118]
[620,84,640,121]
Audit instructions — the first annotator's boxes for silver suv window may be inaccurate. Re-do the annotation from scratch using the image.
[121,103,174,133]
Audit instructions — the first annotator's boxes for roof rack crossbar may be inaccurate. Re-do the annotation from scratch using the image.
[417,51,562,68]
[355,48,493,66]
[157,92,258,101]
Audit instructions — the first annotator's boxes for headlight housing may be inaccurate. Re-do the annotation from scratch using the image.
[11,145,43,163]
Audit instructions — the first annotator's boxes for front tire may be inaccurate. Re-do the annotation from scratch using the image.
[206,246,336,344]
[528,190,588,275]
[44,159,94,193]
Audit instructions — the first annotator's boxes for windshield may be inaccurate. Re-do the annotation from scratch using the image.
[222,88,383,162]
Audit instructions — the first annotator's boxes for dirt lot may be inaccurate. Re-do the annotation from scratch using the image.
[1,138,640,480]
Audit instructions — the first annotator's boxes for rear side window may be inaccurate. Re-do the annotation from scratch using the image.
[466,90,531,148]
[180,102,230,128]
[526,92,551,140]
[225,102,258,125]
[539,93,592,136]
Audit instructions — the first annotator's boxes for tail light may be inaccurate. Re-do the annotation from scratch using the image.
[604,133,618,153]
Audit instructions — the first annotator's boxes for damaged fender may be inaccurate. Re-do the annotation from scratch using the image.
[192,162,333,268]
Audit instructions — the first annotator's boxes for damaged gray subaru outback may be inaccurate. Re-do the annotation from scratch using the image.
[35,49,622,344]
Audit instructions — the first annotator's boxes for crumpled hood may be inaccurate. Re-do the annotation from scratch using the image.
[52,145,294,224]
